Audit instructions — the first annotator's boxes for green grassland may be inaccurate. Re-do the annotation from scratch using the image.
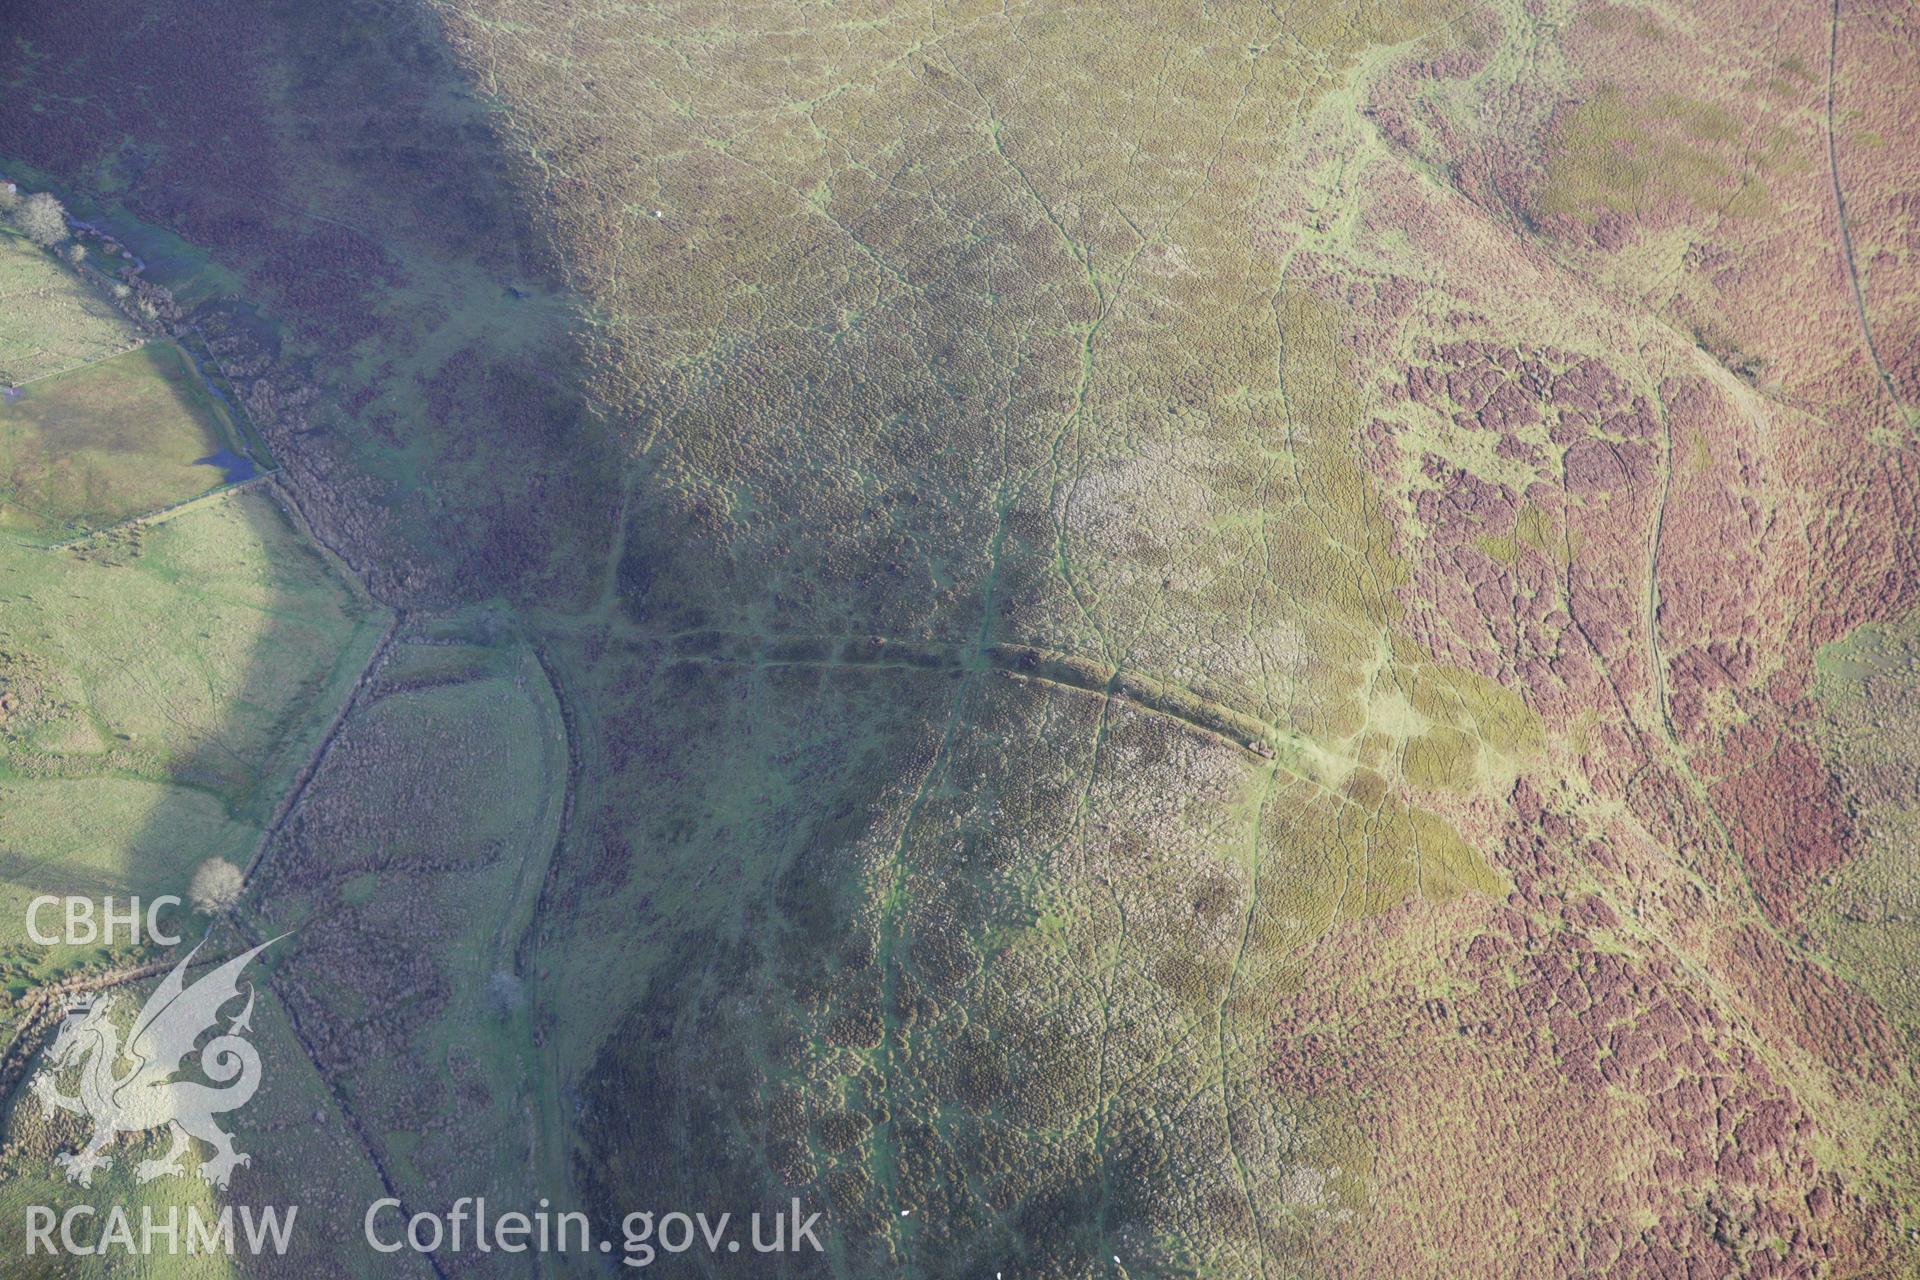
[0,174,406,1276]
[3,20,603,1268]
[0,223,399,1272]
[1812,608,1920,1232]
[0,489,388,973]
[1,340,252,542]
[1538,87,1777,223]
[0,230,141,387]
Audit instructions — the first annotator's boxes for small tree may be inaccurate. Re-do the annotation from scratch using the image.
[11,192,67,247]
[0,185,19,213]
[189,858,246,915]
[487,971,527,1018]
[64,242,86,265]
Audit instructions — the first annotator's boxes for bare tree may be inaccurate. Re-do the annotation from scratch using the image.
[487,971,527,1018]
[11,191,68,247]
[189,858,247,915]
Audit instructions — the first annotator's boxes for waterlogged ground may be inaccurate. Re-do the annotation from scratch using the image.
[0,0,1916,1276]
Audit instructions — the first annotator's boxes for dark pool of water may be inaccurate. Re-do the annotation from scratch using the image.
[194,448,259,484]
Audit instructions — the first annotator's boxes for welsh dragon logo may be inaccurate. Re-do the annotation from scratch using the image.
[30,937,281,1189]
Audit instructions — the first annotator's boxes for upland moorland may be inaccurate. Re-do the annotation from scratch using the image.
[1,0,1917,1276]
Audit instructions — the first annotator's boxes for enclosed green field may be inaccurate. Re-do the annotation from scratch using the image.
[0,489,390,972]
[0,230,140,388]
[0,340,253,542]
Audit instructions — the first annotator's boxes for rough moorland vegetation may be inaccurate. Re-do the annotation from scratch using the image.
[0,0,1915,1276]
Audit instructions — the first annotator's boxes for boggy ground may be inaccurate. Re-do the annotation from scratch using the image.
[1,0,1917,1277]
